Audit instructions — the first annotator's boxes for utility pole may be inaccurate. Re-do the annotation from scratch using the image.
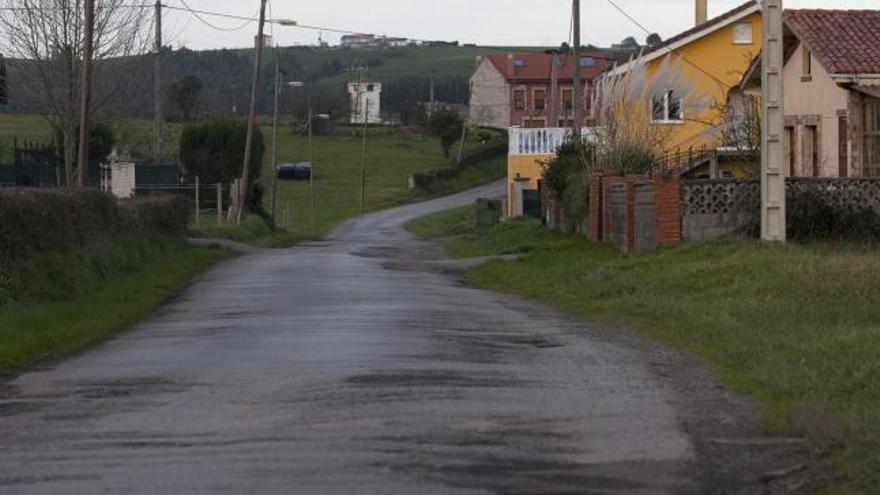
[308,98,316,235]
[571,0,582,133]
[77,0,95,187]
[456,82,474,164]
[154,0,162,165]
[235,0,269,224]
[360,99,369,214]
[549,53,560,127]
[270,47,280,221]
[761,0,786,241]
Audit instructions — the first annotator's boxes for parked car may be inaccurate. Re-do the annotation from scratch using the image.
[277,162,312,180]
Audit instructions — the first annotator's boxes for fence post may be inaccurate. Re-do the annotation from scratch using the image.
[217,183,223,226]
[194,176,201,228]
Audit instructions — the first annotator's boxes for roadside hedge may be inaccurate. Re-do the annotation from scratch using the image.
[411,141,508,191]
[0,188,189,267]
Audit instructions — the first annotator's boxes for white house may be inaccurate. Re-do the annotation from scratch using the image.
[348,81,382,124]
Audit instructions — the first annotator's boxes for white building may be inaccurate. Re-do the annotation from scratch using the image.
[348,81,382,124]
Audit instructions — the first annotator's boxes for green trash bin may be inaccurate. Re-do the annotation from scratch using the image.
[475,198,503,235]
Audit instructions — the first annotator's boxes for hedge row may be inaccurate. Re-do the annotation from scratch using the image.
[411,141,508,190]
[0,189,189,267]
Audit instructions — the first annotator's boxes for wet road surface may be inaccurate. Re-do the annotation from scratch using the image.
[0,181,787,494]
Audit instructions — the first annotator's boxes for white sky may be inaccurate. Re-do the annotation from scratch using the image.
[163,1,880,50]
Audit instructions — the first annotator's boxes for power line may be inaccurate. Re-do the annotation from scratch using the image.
[174,0,257,32]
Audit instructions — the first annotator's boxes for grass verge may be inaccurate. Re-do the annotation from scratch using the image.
[409,206,880,494]
[0,235,231,371]
[189,214,305,248]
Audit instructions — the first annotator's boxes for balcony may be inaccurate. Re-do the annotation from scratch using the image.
[508,127,596,156]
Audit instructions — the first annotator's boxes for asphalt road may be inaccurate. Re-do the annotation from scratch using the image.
[0,181,802,494]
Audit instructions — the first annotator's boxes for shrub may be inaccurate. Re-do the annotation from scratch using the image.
[426,109,464,158]
[179,119,264,186]
[542,139,594,233]
[786,187,880,244]
[0,189,189,268]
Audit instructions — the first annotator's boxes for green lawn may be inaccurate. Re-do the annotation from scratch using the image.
[262,125,504,237]
[409,207,880,494]
[0,235,230,371]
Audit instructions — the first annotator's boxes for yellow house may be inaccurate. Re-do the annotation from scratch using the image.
[607,0,763,152]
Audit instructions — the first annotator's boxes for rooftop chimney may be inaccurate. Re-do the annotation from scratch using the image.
[696,0,708,27]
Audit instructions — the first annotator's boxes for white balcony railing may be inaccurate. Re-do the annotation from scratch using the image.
[508,127,597,156]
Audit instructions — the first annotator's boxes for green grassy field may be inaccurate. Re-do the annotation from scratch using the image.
[262,125,504,237]
[0,235,230,371]
[409,207,880,494]
[189,214,305,248]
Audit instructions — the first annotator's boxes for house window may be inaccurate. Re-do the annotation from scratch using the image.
[651,90,683,123]
[733,23,753,45]
[803,47,812,79]
[559,119,574,128]
[562,88,573,110]
[534,89,547,111]
[366,84,374,92]
[804,125,819,176]
[514,89,525,110]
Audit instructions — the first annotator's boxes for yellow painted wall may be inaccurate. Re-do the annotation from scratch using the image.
[508,154,552,190]
[647,11,763,151]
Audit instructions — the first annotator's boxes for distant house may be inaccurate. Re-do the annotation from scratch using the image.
[469,52,610,130]
[341,34,376,49]
[348,81,382,124]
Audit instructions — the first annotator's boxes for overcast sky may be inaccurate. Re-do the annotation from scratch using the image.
[164,1,880,50]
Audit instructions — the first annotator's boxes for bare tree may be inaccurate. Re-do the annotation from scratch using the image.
[595,55,710,173]
[0,0,151,185]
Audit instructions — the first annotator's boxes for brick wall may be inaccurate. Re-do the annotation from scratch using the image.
[589,170,682,253]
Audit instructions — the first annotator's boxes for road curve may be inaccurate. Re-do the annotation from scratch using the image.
[0,180,781,494]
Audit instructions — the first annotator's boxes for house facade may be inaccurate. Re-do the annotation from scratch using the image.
[469,52,609,130]
[348,81,382,124]
[605,1,763,153]
[781,9,880,178]
[470,52,609,215]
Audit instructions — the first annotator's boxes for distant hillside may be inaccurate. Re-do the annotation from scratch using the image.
[3,45,537,122]
[2,43,638,124]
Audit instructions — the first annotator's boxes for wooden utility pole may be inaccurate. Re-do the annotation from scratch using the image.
[77,0,95,187]
[235,0,269,224]
[154,0,162,165]
[572,0,582,132]
[360,99,369,214]
[308,99,316,235]
[270,48,280,221]
[761,0,786,241]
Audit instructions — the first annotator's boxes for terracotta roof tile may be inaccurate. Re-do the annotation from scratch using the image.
[784,9,880,74]
[485,52,609,82]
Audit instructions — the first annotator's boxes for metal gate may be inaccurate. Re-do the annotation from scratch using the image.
[634,183,657,251]
[523,189,541,220]
[609,184,626,250]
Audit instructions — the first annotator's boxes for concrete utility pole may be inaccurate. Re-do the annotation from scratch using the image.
[235,0,269,224]
[572,0,582,132]
[77,0,95,187]
[360,99,369,214]
[761,0,786,241]
[270,48,281,221]
[154,0,163,165]
[549,53,560,127]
